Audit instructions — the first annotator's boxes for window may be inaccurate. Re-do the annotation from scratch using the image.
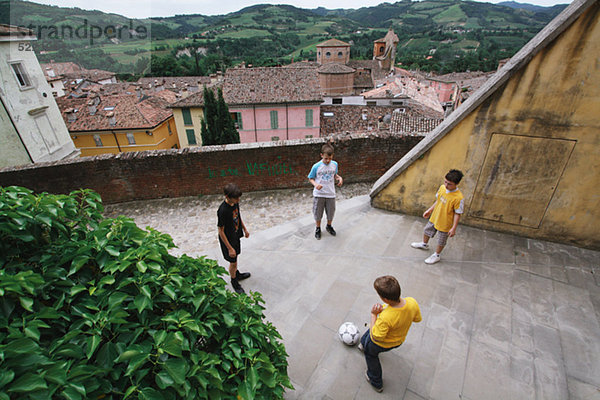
[126,133,136,144]
[93,134,103,147]
[332,98,342,105]
[232,112,243,129]
[167,122,172,135]
[182,108,193,125]
[271,136,280,141]
[186,129,196,145]
[366,101,377,106]
[337,51,343,58]
[270,110,278,129]
[325,52,331,58]
[305,109,313,127]
[10,62,32,89]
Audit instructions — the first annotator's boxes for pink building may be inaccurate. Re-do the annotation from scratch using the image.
[222,66,322,143]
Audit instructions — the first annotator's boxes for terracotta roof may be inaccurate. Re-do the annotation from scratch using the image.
[223,67,322,105]
[137,76,212,90]
[56,93,173,132]
[390,113,443,135]
[171,67,323,107]
[348,60,388,81]
[169,91,205,108]
[41,62,83,76]
[316,38,351,47]
[364,75,444,116]
[285,61,320,68]
[318,63,355,74]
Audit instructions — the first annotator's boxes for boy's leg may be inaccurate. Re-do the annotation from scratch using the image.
[361,330,385,390]
[412,222,435,249]
[425,231,448,264]
[325,198,336,236]
[313,197,325,238]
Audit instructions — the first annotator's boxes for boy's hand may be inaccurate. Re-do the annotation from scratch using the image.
[244,228,250,238]
[371,303,383,315]
[448,227,457,237]
[336,176,343,187]
[423,209,432,218]
[228,248,236,258]
[315,184,323,190]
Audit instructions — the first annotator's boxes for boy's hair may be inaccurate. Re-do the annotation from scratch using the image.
[223,183,242,199]
[445,169,464,184]
[374,275,401,302]
[321,144,334,156]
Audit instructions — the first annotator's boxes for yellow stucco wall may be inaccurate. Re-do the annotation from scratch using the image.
[373,3,600,249]
[172,107,204,147]
[72,117,179,157]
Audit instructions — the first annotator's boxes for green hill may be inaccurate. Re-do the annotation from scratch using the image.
[0,0,567,76]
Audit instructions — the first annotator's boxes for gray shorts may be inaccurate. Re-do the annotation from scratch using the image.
[313,197,336,222]
[424,221,449,247]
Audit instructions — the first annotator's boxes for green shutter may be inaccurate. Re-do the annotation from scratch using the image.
[236,112,243,130]
[270,110,278,129]
[182,108,193,125]
[305,109,313,127]
[186,129,197,145]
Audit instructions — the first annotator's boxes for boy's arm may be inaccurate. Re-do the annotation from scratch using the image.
[423,200,436,218]
[448,213,461,237]
[309,178,322,190]
[218,226,236,258]
[240,217,250,238]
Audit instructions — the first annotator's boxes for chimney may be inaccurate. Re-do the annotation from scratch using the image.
[87,99,97,115]
[107,111,116,127]
[66,108,76,122]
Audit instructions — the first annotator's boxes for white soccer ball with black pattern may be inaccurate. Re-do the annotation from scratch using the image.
[338,322,360,346]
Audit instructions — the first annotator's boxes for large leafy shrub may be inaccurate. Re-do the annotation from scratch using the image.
[0,186,291,399]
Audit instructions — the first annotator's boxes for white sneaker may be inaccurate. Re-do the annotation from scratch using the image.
[424,253,440,264]
[411,242,429,250]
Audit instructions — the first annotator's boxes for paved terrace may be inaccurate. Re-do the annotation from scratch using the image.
[105,186,600,400]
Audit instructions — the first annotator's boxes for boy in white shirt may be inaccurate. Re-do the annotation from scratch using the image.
[307,144,343,240]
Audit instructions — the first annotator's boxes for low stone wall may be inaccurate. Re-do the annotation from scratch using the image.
[0,133,422,204]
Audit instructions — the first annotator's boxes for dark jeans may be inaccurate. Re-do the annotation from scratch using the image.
[361,330,399,389]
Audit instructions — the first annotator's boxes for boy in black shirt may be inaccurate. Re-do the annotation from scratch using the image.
[217,183,250,294]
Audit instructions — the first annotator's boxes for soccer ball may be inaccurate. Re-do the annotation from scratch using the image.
[338,322,360,346]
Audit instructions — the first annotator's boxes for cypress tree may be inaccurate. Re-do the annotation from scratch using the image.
[200,86,240,146]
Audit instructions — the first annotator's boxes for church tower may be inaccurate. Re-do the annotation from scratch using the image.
[373,28,399,72]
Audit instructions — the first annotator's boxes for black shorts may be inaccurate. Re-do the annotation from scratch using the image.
[219,237,241,263]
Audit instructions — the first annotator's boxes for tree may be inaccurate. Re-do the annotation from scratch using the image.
[201,87,240,146]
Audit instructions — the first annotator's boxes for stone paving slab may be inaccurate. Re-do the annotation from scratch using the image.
[107,191,600,399]
[231,196,600,399]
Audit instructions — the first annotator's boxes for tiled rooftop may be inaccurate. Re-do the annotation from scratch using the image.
[56,92,173,132]
[317,63,355,74]
[390,113,443,135]
[364,75,444,116]
[316,38,351,47]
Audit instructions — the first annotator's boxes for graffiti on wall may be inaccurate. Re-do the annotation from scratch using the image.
[208,156,296,179]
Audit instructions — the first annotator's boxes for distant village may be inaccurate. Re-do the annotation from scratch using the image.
[1,25,495,167]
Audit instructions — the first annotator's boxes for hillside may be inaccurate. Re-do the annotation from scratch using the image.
[1,0,567,76]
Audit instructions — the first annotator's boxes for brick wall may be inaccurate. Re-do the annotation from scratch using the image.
[0,133,422,204]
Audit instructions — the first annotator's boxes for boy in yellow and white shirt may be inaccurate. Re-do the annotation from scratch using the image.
[359,275,421,392]
[411,169,464,264]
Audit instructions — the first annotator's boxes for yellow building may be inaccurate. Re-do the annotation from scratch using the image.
[371,0,600,249]
[56,91,180,156]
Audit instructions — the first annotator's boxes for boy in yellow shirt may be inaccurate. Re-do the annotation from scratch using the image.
[411,169,464,264]
[359,275,422,392]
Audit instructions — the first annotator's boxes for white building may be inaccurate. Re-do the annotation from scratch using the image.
[0,24,78,168]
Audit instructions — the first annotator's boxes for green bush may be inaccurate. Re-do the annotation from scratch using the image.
[0,187,292,399]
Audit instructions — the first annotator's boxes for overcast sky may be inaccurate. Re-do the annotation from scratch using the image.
[33,0,570,19]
